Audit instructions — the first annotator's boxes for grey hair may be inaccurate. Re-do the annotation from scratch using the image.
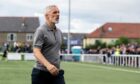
[44,5,57,15]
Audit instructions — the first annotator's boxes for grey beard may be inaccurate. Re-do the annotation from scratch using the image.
[54,20,59,24]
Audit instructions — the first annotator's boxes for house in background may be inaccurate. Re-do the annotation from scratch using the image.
[0,17,39,46]
[84,22,140,48]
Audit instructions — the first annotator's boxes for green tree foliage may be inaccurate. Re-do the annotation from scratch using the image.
[115,37,130,46]
[85,40,107,49]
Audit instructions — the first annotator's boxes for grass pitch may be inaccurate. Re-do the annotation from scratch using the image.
[0,61,140,84]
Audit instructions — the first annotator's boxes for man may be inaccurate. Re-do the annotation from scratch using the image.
[31,5,65,84]
[2,42,9,61]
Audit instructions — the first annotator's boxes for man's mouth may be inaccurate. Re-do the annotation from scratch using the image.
[56,17,59,20]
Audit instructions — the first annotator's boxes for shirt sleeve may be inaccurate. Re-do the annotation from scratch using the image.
[33,28,44,49]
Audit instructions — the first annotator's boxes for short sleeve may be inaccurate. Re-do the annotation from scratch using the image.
[33,28,44,49]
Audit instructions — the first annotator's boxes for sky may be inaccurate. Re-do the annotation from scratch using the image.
[0,0,140,33]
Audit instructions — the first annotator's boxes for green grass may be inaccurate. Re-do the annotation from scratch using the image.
[62,62,140,84]
[0,61,140,84]
[0,61,33,84]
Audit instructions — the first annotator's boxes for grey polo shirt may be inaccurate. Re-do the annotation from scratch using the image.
[33,23,63,71]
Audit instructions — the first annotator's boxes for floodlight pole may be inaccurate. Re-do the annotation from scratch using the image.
[67,0,71,54]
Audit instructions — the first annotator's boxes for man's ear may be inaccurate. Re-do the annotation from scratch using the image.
[45,15,48,19]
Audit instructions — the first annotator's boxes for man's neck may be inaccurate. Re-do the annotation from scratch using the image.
[46,21,56,30]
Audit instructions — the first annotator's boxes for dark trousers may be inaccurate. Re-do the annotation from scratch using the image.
[31,68,65,84]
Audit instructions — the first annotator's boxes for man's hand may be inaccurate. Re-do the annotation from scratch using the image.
[33,48,59,76]
[46,63,59,76]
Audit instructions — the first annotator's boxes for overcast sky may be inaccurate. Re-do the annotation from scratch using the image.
[0,0,140,33]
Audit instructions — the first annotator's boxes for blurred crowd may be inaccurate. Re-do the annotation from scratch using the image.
[86,43,140,55]
[1,41,33,53]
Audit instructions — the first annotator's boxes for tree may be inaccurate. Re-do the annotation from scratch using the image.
[115,36,130,46]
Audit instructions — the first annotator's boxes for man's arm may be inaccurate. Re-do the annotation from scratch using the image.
[33,47,59,76]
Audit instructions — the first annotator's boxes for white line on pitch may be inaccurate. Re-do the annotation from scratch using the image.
[72,62,140,74]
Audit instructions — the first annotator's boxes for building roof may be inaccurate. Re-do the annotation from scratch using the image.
[87,22,140,39]
[0,16,40,33]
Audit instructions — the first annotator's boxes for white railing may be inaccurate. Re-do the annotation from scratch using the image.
[111,55,140,68]
[61,54,140,68]
[61,54,106,63]
[3,53,140,68]
[7,53,35,60]
[7,53,22,60]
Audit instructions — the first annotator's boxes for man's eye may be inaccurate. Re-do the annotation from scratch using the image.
[53,11,59,14]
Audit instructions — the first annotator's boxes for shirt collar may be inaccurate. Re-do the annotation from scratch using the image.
[44,23,57,31]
